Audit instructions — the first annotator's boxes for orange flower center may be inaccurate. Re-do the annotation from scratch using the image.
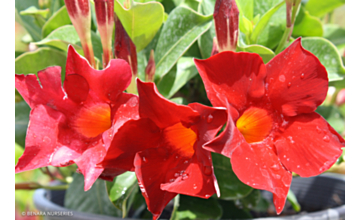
[73,103,111,138]
[163,122,197,158]
[236,107,273,143]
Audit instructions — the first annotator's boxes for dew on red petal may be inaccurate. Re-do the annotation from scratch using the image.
[287,82,292,87]
[300,73,305,79]
[279,75,286,82]
[323,135,330,142]
[181,173,189,180]
[142,157,148,163]
[207,114,214,123]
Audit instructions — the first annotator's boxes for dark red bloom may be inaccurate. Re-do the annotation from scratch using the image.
[15,46,139,190]
[98,79,227,219]
[194,38,345,214]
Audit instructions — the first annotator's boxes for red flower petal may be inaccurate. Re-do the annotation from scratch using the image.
[274,112,344,177]
[74,141,107,191]
[230,143,292,214]
[203,97,241,158]
[63,74,89,103]
[99,118,161,176]
[194,51,267,110]
[65,45,132,101]
[134,149,178,220]
[15,105,73,172]
[136,79,199,129]
[15,67,75,111]
[266,38,328,116]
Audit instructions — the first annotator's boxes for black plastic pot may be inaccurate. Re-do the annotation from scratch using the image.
[33,173,345,220]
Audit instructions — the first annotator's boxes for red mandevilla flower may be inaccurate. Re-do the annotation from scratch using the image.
[15,46,139,190]
[194,38,345,214]
[98,79,227,219]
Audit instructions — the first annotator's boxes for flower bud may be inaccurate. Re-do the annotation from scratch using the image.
[94,0,114,68]
[145,50,156,82]
[64,0,96,68]
[336,89,345,106]
[114,16,138,93]
[213,0,239,52]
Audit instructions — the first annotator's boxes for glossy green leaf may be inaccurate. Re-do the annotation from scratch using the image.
[316,105,345,134]
[36,25,103,61]
[292,6,323,37]
[106,172,138,217]
[250,0,285,44]
[238,189,261,209]
[114,0,164,52]
[218,200,253,219]
[240,15,253,36]
[212,153,253,200]
[237,44,275,63]
[323,24,345,46]
[180,0,200,11]
[15,47,67,80]
[253,0,286,49]
[42,6,71,38]
[157,57,199,98]
[65,173,122,217]
[172,195,222,220]
[305,0,345,18]
[15,101,31,148]
[197,0,216,58]
[301,37,345,81]
[235,0,253,20]
[155,6,212,79]
[287,189,301,212]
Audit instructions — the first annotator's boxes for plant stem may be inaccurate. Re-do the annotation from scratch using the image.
[274,0,301,54]
[15,182,69,190]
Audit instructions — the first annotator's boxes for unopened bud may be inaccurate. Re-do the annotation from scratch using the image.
[64,0,96,68]
[213,0,239,52]
[145,50,156,82]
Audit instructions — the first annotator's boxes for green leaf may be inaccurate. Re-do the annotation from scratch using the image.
[114,0,164,52]
[287,189,301,212]
[235,0,253,20]
[253,0,286,49]
[42,6,72,38]
[172,195,222,220]
[15,101,30,148]
[157,57,199,98]
[301,37,345,81]
[250,0,285,44]
[238,189,261,209]
[65,173,122,217]
[316,105,345,134]
[180,0,201,11]
[106,172,138,217]
[197,0,216,58]
[15,47,67,80]
[36,25,103,62]
[212,153,253,200]
[305,0,345,18]
[323,24,345,46]
[237,44,275,63]
[292,6,323,37]
[15,143,25,165]
[217,200,253,219]
[155,6,212,79]
[15,8,42,42]
[239,15,253,36]
[20,6,49,19]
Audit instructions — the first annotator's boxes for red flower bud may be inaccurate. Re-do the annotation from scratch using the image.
[213,0,239,52]
[64,0,96,68]
[211,37,219,56]
[94,0,114,68]
[145,50,156,82]
[336,89,345,106]
[114,16,137,76]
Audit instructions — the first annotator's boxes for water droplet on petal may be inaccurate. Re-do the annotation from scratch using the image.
[207,114,214,123]
[142,157,148,163]
[193,184,197,189]
[279,75,286,82]
[128,97,138,107]
[181,173,189,180]
[316,126,322,133]
[300,73,305,79]
[287,82,292,87]
[323,135,330,142]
